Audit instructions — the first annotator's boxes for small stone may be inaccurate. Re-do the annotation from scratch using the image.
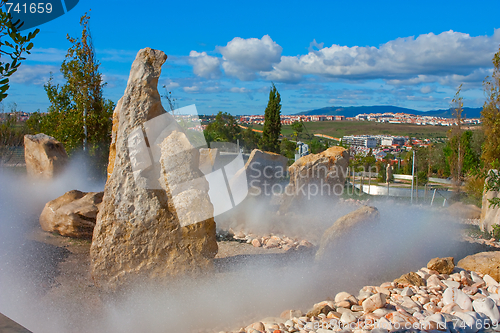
[441,302,463,313]
[443,280,460,289]
[351,305,363,312]
[362,293,386,313]
[427,257,455,274]
[427,274,443,287]
[336,300,351,308]
[340,311,357,324]
[471,271,485,285]
[401,287,414,297]
[393,272,425,287]
[251,239,262,247]
[443,287,472,311]
[472,297,500,324]
[280,309,303,320]
[264,238,280,249]
[483,274,499,287]
[335,291,353,303]
[248,322,265,331]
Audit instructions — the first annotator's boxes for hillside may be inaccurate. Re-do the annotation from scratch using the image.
[297,105,483,119]
[251,120,464,139]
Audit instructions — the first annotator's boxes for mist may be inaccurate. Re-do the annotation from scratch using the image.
[0,160,474,333]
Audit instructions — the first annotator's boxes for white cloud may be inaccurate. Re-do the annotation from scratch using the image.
[229,87,250,93]
[188,51,221,79]
[218,35,282,81]
[268,29,500,84]
[9,64,59,85]
[183,85,200,93]
[420,85,434,94]
[27,48,66,63]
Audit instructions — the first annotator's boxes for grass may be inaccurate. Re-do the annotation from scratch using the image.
[251,121,465,139]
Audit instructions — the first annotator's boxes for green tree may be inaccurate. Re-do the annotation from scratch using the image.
[482,45,500,167]
[241,126,260,152]
[260,83,281,153]
[203,111,241,144]
[280,137,296,160]
[0,0,39,101]
[291,120,303,141]
[31,13,114,176]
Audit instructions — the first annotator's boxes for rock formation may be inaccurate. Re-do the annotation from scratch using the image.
[315,205,379,261]
[90,48,217,292]
[279,146,348,212]
[447,202,481,220]
[198,148,219,174]
[24,133,68,179]
[39,190,103,238]
[458,251,500,282]
[244,149,288,195]
[481,170,500,232]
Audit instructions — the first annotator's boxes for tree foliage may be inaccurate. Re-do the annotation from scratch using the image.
[27,13,114,176]
[447,85,464,187]
[482,45,500,167]
[0,0,39,101]
[260,83,281,153]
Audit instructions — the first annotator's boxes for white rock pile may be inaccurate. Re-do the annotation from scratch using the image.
[225,229,315,251]
[222,257,500,333]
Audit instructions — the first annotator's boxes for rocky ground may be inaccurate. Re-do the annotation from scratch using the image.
[2,213,499,333]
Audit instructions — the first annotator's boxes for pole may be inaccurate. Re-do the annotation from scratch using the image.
[431,188,436,206]
[411,149,415,204]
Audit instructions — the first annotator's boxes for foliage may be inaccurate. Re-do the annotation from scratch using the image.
[204,111,241,144]
[481,45,500,167]
[260,83,281,153]
[291,120,304,140]
[0,104,29,164]
[464,173,485,208]
[29,13,114,177]
[417,170,428,185]
[241,126,260,152]
[0,0,39,101]
[280,138,296,160]
[485,167,500,209]
[307,139,327,154]
[447,85,464,188]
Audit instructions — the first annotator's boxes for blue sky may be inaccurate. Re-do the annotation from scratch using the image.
[3,0,500,115]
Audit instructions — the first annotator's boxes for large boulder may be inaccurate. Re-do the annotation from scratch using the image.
[458,251,500,282]
[448,202,481,220]
[198,148,219,174]
[315,205,379,261]
[280,146,348,212]
[39,190,103,238]
[243,149,288,195]
[90,48,217,292]
[481,171,500,232]
[24,133,68,179]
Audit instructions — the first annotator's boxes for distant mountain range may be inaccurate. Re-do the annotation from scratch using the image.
[296,105,483,119]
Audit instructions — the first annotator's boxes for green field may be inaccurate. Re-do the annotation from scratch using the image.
[251,121,477,139]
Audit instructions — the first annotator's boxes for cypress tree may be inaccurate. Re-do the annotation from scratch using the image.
[260,83,281,153]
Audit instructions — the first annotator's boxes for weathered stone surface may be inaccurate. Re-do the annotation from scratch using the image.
[458,252,500,282]
[427,257,455,274]
[198,148,219,174]
[285,146,349,201]
[315,205,379,261]
[24,133,68,179]
[481,171,500,232]
[90,48,217,292]
[245,149,288,189]
[447,202,481,220]
[40,190,103,238]
[394,272,426,287]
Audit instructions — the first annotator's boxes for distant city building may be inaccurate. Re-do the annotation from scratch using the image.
[342,135,377,148]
